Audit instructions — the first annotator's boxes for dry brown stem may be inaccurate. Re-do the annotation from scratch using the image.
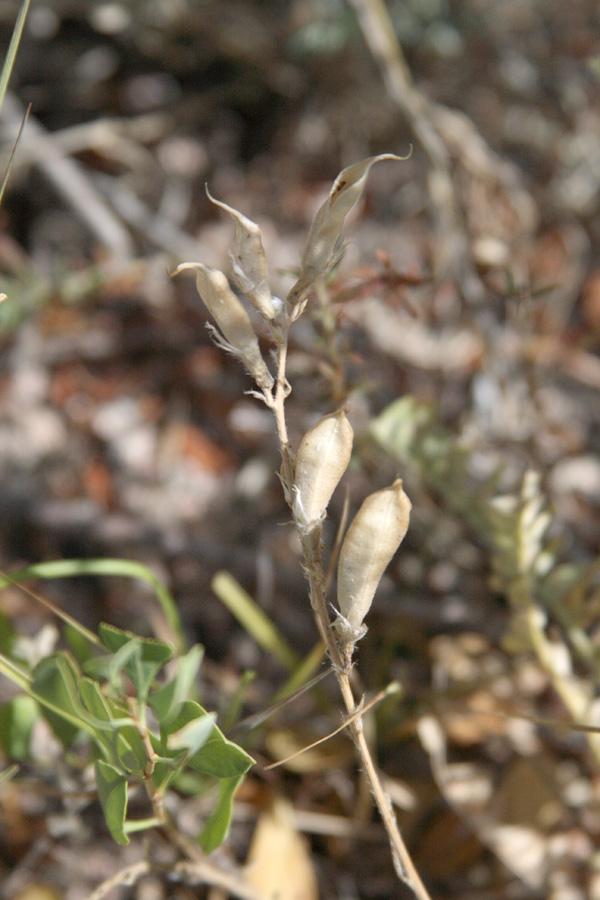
[347,0,483,302]
[270,322,433,900]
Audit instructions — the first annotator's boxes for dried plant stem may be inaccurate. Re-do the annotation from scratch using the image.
[303,527,431,899]
[348,0,483,303]
[85,861,150,900]
[84,856,267,900]
[268,330,295,502]
[270,355,432,900]
[348,0,444,165]
[180,152,432,898]
[300,527,344,671]
[265,683,400,771]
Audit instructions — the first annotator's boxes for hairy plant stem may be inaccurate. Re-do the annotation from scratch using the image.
[270,334,432,900]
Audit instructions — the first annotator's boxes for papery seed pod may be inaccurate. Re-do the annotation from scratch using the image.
[293,409,353,530]
[288,154,402,308]
[337,478,411,637]
[206,187,276,321]
[172,262,273,390]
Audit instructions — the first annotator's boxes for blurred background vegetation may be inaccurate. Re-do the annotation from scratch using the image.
[1,2,600,898]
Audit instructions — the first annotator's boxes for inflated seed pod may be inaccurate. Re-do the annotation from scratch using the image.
[205,187,276,321]
[293,409,353,530]
[337,479,411,637]
[172,262,273,391]
[288,154,402,309]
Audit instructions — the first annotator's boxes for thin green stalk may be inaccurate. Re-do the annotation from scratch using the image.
[0,0,31,108]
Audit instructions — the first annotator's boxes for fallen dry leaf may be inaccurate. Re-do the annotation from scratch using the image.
[245,796,319,900]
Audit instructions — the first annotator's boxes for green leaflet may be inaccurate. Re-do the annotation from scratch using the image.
[31,652,97,746]
[79,678,147,773]
[0,695,37,760]
[98,623,173,704]
[95,760,129,845]
[149,643,204,725]
[161,700,254,779]
[199,774,245,854]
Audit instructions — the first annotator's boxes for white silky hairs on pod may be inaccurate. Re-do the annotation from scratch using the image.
[205,187,277,321]
[293,409,354,530]
[172,262,273,391]
[289,154,402,305]
[337,478,411,638]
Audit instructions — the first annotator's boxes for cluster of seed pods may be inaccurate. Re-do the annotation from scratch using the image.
[173,154,410,650]
[293,409,411,645]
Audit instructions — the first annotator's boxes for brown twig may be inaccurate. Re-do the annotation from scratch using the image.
[264,682,400,770]
[83,856,268,900]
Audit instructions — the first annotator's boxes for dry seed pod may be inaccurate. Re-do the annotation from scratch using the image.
[289,154,402,306]
[172,262,273,390]
[293,409,354,529]
[205,187,277,321]
[337,479,411,638]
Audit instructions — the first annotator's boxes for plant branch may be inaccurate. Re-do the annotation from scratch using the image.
[174,155,433,899]
[270,314,433,900]
[302,530,432,900]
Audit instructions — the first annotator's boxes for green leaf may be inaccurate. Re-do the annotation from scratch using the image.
[98,623,173,703]
[162,700,254,779]
[104,640,144,689]
[0,0,31,111]
[114,725,149,773]
[168,711,217,756]
[95,760,129,845]
[149,644,204,725]
[81,645,130,690]
[31,653,96,746]
[150,759,175,793]
[0,695,38,759]
[0,610,16,655]
[161,700,209,740]
[198,775,244,853]
[187,733,254,779]
[79,677,113,719]
[151,754,187,795]
[78,678,147,773]
[64,623,97,668]
[79,677,119,758]
[107,700,150,774]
